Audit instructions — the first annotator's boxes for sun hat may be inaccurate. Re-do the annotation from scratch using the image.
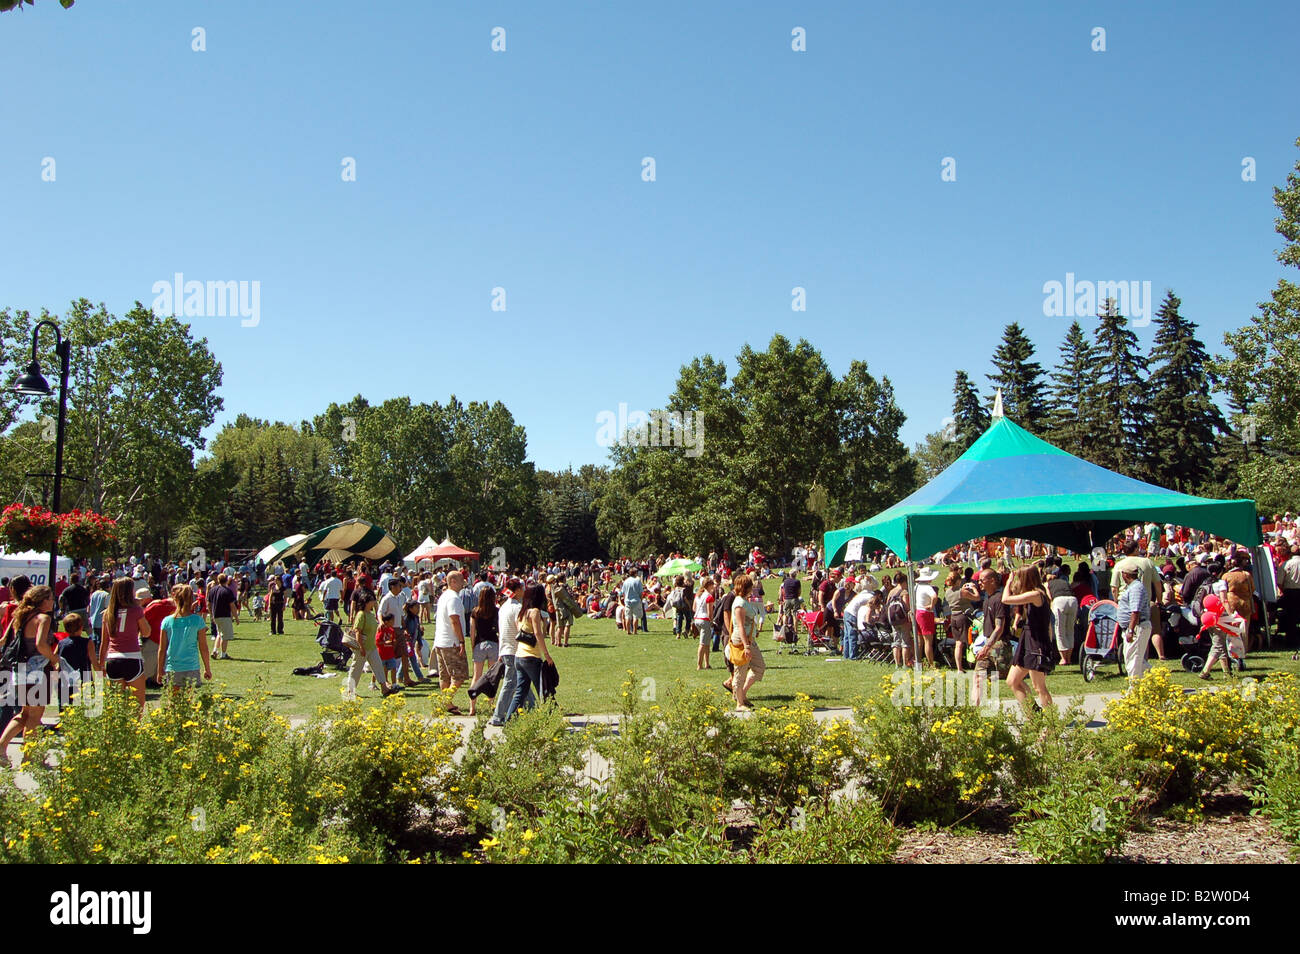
[915,568,940,584]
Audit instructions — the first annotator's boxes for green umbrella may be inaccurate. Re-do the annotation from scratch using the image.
[655,557,703,578]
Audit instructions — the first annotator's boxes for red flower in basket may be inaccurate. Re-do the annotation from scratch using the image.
[58,509,119,560]
[0,503,62,553]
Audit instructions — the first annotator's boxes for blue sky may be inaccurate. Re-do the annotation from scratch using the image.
[2,0,1296,471]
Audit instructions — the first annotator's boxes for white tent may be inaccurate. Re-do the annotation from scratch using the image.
[404,535,437,569]
[0,549,74,588]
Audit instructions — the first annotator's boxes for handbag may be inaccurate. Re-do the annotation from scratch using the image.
[726,640,749,666]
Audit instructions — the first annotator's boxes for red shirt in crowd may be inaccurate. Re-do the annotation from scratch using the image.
[143,598,178,644]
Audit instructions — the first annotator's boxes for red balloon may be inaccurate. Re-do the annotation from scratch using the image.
[1200,611,1220,631]
[1203,594,1224,614]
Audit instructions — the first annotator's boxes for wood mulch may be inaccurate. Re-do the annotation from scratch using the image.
[893,794,1295,864]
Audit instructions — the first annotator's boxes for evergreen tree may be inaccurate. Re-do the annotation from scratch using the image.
[951,370,990,452]
[1147,291,1227,492]
[986,322,1048,434]
[1045,321,1099,459]
[1215,136,1300,512]
[1091,298,1151,479]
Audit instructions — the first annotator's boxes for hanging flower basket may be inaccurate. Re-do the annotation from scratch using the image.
[58,509,119,559]
[0,503,62,553]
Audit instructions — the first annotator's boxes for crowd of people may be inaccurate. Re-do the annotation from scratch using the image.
[1,515,1298,747]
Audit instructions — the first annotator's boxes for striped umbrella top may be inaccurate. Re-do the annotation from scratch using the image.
[276,519,400,566]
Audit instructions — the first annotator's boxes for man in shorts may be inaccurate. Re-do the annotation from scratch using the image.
[320,572,344,623]
[973,570,1012,706]
[433,570,470,714]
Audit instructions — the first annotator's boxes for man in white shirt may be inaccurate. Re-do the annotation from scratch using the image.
[434,571,470,713]
[320,573,344,622]
[490,578,526,726]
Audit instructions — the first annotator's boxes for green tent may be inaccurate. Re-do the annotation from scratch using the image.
[824,417,1261,565]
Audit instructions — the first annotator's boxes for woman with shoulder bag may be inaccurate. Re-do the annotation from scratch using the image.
[0,585,60,757]
[502,583,553,721]
[728,574,765,711]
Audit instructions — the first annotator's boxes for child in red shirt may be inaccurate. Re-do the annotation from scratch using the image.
[375,613,400,684]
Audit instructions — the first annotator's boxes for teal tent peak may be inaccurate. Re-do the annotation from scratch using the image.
[824,416,1261,565]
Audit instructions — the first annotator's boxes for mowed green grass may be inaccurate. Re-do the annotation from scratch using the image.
[144,603,1300,718]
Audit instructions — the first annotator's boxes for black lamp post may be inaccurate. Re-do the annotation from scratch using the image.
[12,319,71,588]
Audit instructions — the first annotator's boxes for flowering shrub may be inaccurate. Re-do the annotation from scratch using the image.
[0,502,60,553]
[309,696,461,846]
[726,694,857,816]
[1102,667,1282,808]
[446,702,592,832]
[57,509,118,558]
[0,686,375,863]
[599,678,741,837]
[853,671,1028,824]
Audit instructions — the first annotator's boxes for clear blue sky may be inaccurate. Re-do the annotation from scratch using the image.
[2,0,1296,470]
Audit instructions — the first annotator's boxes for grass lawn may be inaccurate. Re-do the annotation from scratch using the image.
[152,606,1300,718]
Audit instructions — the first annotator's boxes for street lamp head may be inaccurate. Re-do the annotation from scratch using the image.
[13,360,52,397]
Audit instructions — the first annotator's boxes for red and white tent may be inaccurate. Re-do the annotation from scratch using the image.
[409,536,480,564]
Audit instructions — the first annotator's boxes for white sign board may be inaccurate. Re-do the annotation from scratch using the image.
[0,550,74,589]
[845,538,864,563]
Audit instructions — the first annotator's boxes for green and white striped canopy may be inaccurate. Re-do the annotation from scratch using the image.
[255,534,307,568]
[275,519,400,566]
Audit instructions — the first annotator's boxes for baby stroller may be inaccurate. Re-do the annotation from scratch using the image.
[314,613,352,670]
[1079,600,1124,682]
[797,609,834,655]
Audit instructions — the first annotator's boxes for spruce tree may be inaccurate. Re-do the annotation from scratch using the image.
[951,370,990,452]
[986,322,1048,434]
[1045,321,1099,459]
[1091,298,1151,479]
[1147,291,1226,492]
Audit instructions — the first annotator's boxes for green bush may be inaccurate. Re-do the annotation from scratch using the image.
[479,794,741,864]
[1251,745,1300,851]
[726,695,857,817]
[853,671,1028,825]
[1013,707,1137,863]
[0,685,377,863]
[446,702,591,832]
[750,796,898,863]
[599,679,741,837]
[308,695,461,847]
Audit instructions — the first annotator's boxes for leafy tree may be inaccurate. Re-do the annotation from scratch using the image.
[1147,291,1226,493]
[5,300,223,554]
[1044,321,1100,459]
[0,1,76,12]
[912,428,960,482]
[986,322,1048,434]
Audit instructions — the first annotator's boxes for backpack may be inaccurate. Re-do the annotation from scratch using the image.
[887,596,907,626]
[0,615,30,673]
[667,587,685,612]
[711,595,731,634]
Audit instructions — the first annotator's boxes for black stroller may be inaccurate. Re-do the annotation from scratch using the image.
[314,613,352,670]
